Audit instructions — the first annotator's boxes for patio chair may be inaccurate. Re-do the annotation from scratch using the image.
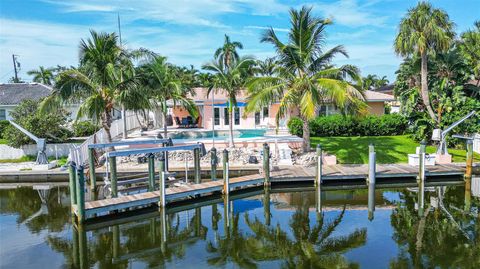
[186,116,193,128]
[175,117,184,128]
[181,117,189,128]
[192,117,200,128]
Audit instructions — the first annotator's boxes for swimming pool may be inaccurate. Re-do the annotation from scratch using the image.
[170,129,267,140]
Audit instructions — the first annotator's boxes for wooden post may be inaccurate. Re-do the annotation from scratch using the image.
[465,139,473,180]
[368,143,376,185]
[72,221,79,268]
[109,156,118,198]
[263,187,271,226]
[263,143,270,186]
[211,147,217,181]
[75,165,85,224]
[418,141,426,183]
[68,162,77,210]
[223,149,229,195]
[88,148,96,191]
[194,148,201,184]
[148,153,155,191]
[315,144,322,186]
[158,171,166,208]
[112,225,120,259]
[78,225,88,269]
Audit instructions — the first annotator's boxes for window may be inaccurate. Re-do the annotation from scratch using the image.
[262,107,269,119]
[318,105,327,116]
[255,112,260,125]
[0,109,6,120]
[214,108,220,125]
[224,108,229,125]
[234,108,240,125]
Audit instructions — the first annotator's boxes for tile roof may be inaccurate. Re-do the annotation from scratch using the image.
[364,90,395,102]
[0,83,52,105]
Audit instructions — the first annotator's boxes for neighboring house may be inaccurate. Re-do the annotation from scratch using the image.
[371,84,400,113]
[0,83,82,120]
[170,88,396,130]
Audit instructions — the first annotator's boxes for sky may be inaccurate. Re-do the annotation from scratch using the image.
[0,0,479,83]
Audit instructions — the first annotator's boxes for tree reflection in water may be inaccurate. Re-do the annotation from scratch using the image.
[389,183,480,268]
[207,193,367,269]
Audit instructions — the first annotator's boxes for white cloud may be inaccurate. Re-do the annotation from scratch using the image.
[313,0,388,27]
[244,25,289,32]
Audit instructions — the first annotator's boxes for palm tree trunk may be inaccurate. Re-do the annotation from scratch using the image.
[101,111,114,151]
[420,52,437,124]
[228,108,235,148]
[301,115,310,153]
[163,112,168,138]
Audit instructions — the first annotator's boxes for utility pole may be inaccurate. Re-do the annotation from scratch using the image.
[12,54,19,83]
[118,13,128,139]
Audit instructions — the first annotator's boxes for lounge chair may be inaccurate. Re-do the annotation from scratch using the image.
[175,117,184,128]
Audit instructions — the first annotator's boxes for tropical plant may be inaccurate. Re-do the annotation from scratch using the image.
[202,55,255,147]
[27,66,55,85]
[215,34,243,68]
[394,1,455,126]
[253,57,280,77]
[40,30,147,143]
[245,6,366,152]
[139,56,198,138]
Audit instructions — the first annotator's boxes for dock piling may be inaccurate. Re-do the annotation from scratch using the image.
[159,171,166,207]
[223,149,229,195]
[315,144,322,186]
[68,162,77,210]
[211,147,217,181]
[88,148,96,191]
[75,165,85,224]
[148,153,155,191]
[418,141,426,183]
[368,144,376,185]
[465,139,473,180]
[263,143,270,187]
[194,147,201,184]
[109,156,118,198]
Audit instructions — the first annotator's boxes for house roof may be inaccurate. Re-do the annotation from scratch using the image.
[0,83,52,105]
[372,84,395,95]
[364,90,395,102]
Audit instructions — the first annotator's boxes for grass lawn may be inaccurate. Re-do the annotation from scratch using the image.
[0,155,68,165]
[310,135,480,164]
[0,139,7,144]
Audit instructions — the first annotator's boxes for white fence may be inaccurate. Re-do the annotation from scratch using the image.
[474,133,480,154]
[0,143,79,160]
[70,111,141,165]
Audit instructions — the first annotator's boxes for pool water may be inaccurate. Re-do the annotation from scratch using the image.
[0,182,479,268]
[170,129,267,140]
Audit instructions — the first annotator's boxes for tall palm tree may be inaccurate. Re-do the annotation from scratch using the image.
[459,21,480,87]
[253,57,280,77]
[27,66,54,85]
[215,34,243,68]
[375,76,390,88]
[202,55,255,147]
[394,1,455,125]
[363,74,378,90]
[139,56,198,138]
[40,30,143,143]
[245,6,365,152]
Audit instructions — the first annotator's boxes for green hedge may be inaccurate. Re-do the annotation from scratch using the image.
[288,114,408,137]
[73,121,99,137]
[0,120,9,139]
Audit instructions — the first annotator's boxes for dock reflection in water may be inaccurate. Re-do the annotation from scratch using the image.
[0,178,479,268]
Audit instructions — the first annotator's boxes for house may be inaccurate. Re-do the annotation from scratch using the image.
[371,84,400,113]
[170,88,396,130]
[0,83,83,121]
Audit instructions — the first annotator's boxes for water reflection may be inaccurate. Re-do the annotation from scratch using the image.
[1,179,479,268]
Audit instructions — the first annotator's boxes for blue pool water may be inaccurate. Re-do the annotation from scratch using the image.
[170,129,267,140]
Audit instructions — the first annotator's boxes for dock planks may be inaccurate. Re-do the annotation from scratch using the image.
[80,163,465,219]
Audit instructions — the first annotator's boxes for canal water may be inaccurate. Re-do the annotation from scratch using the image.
[0,180,479,268]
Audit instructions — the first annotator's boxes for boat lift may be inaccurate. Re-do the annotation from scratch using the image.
[432,110,477,155]
[8,120,48,164]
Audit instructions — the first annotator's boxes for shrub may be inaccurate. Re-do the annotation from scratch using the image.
[73,121,99,137]
[0,120,9,139]
[287,113,408,137]
[3,99,71,148]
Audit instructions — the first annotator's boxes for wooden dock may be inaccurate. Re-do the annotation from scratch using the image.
[75,163,465,220]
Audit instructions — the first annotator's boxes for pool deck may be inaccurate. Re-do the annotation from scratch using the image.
[73,163,468,222]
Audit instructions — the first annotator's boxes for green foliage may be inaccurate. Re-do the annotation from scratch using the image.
[0,120,9,139]
[288,114,408,137]
[73,121,98,137]
[3,99,71,148]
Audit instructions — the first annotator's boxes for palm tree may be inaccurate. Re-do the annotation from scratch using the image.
[40,30,143,143]
[215,34,243,68]
[375,76,390,88]
[459,21,480,87]
[394,1,455,125]
[27,66,54,85]
[253,57,280,77]
[245,6,365,152]
[363,74,378,90]
[202,55,255,147]
[139,56,198,138]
